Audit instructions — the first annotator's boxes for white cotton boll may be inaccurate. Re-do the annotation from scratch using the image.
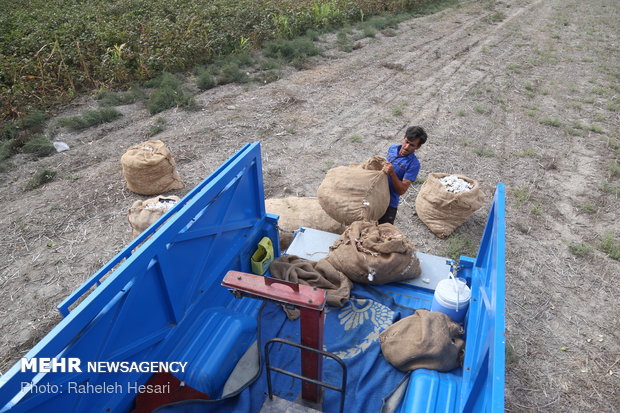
[145,201,177,211]
[438,175,473,193]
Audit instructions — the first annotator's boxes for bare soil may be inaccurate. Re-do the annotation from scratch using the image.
[1,0,619,411]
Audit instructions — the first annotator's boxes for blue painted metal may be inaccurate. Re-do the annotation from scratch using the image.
[0,142,279,412]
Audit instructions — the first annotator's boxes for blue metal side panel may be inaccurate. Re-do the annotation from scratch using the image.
[397,184,505,413]
[0,143,277,412]
[458,184,506,413]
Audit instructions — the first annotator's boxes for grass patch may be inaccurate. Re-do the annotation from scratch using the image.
[599,181,620,195]
[512,186,530,207]
[599,232,620,261]
[26,168,57,190]
[457,109,466,116]
[483,11,506,24]
[58,107,122,131]
[473,147,495,157]
[539,117,562,127]
[444,233,478,260]
[586,124,604,134]
[351,135,362,143]
[148,117,166,137]
[578,203,597,214]
[21,136,56,157]
[391,104,405,116]
[568,242,593,257]
[517,148,537,157]
[530,203,543,215]
[474,105,487,114]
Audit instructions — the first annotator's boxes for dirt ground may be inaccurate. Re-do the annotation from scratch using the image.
[1,0,619,411]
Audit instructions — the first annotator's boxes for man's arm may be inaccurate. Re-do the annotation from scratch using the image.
[382,163,412,195]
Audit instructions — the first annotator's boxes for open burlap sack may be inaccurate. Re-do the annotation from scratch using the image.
[317,156,390,225]
[379,309,464,372]
[265,197,346,250]
[121,140,184,195]
[326,221,421,285]
[270,255,352,320]
[415,173,485,238]
[127,195,180,238]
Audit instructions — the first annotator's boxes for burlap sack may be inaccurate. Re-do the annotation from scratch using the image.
[317,156,390,225]
[326,221,421,285]
[127,195,180,238]
[379,309,464,372]
[121,140,184,195]
[415,173,485,238]
[265,197,346,250]
[270,255,352,320]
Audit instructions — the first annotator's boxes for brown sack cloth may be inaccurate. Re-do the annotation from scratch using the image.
[127,195,180,238]
[270,255,352,320]
[265,197,346,250]
[326,221,421,285]
[415,173,485,238]
[121,140,184,195]
[379,309,465,372]
[317,156,390,225]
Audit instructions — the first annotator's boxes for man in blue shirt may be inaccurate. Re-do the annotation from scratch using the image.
[378,126,428,225]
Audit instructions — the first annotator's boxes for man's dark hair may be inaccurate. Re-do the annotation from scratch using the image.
[404,126,428,145]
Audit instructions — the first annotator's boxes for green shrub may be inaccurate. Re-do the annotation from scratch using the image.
[95,87,144,106]
[0,140,16,160]
[265,37,320,62]
[145,73,195,114]
[20,110,49,129]
[218,62,249,85]
[26,168,56,190]
[58,107,123,131]
[197,71,217,90]
[21,135,55,157]
[1,122,18,141]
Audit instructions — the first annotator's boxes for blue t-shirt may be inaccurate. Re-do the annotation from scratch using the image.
[386,144,420,208]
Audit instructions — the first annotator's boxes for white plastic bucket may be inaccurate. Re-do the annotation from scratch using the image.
[431,277,471,324]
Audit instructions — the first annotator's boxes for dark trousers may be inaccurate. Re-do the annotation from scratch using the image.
[378,206,398,225]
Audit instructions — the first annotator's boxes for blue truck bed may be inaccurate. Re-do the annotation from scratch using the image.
[0,143,505,412]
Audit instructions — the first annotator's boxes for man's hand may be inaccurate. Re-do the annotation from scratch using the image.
[382,162,394,176]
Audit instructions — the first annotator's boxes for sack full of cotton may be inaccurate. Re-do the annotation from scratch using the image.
[121,140,184,195]
[317,156,390,225]
[415,173,485,238]
[127,195,180,238]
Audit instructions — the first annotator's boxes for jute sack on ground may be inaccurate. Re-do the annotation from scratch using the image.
[379,309,464,372]
[317,156,390,225]
[127,195,180,238]
[270,255,352,320]
[121,140,184,195]
[326,221,421,285]
[415,173,485,238]
[265,197,346,250]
